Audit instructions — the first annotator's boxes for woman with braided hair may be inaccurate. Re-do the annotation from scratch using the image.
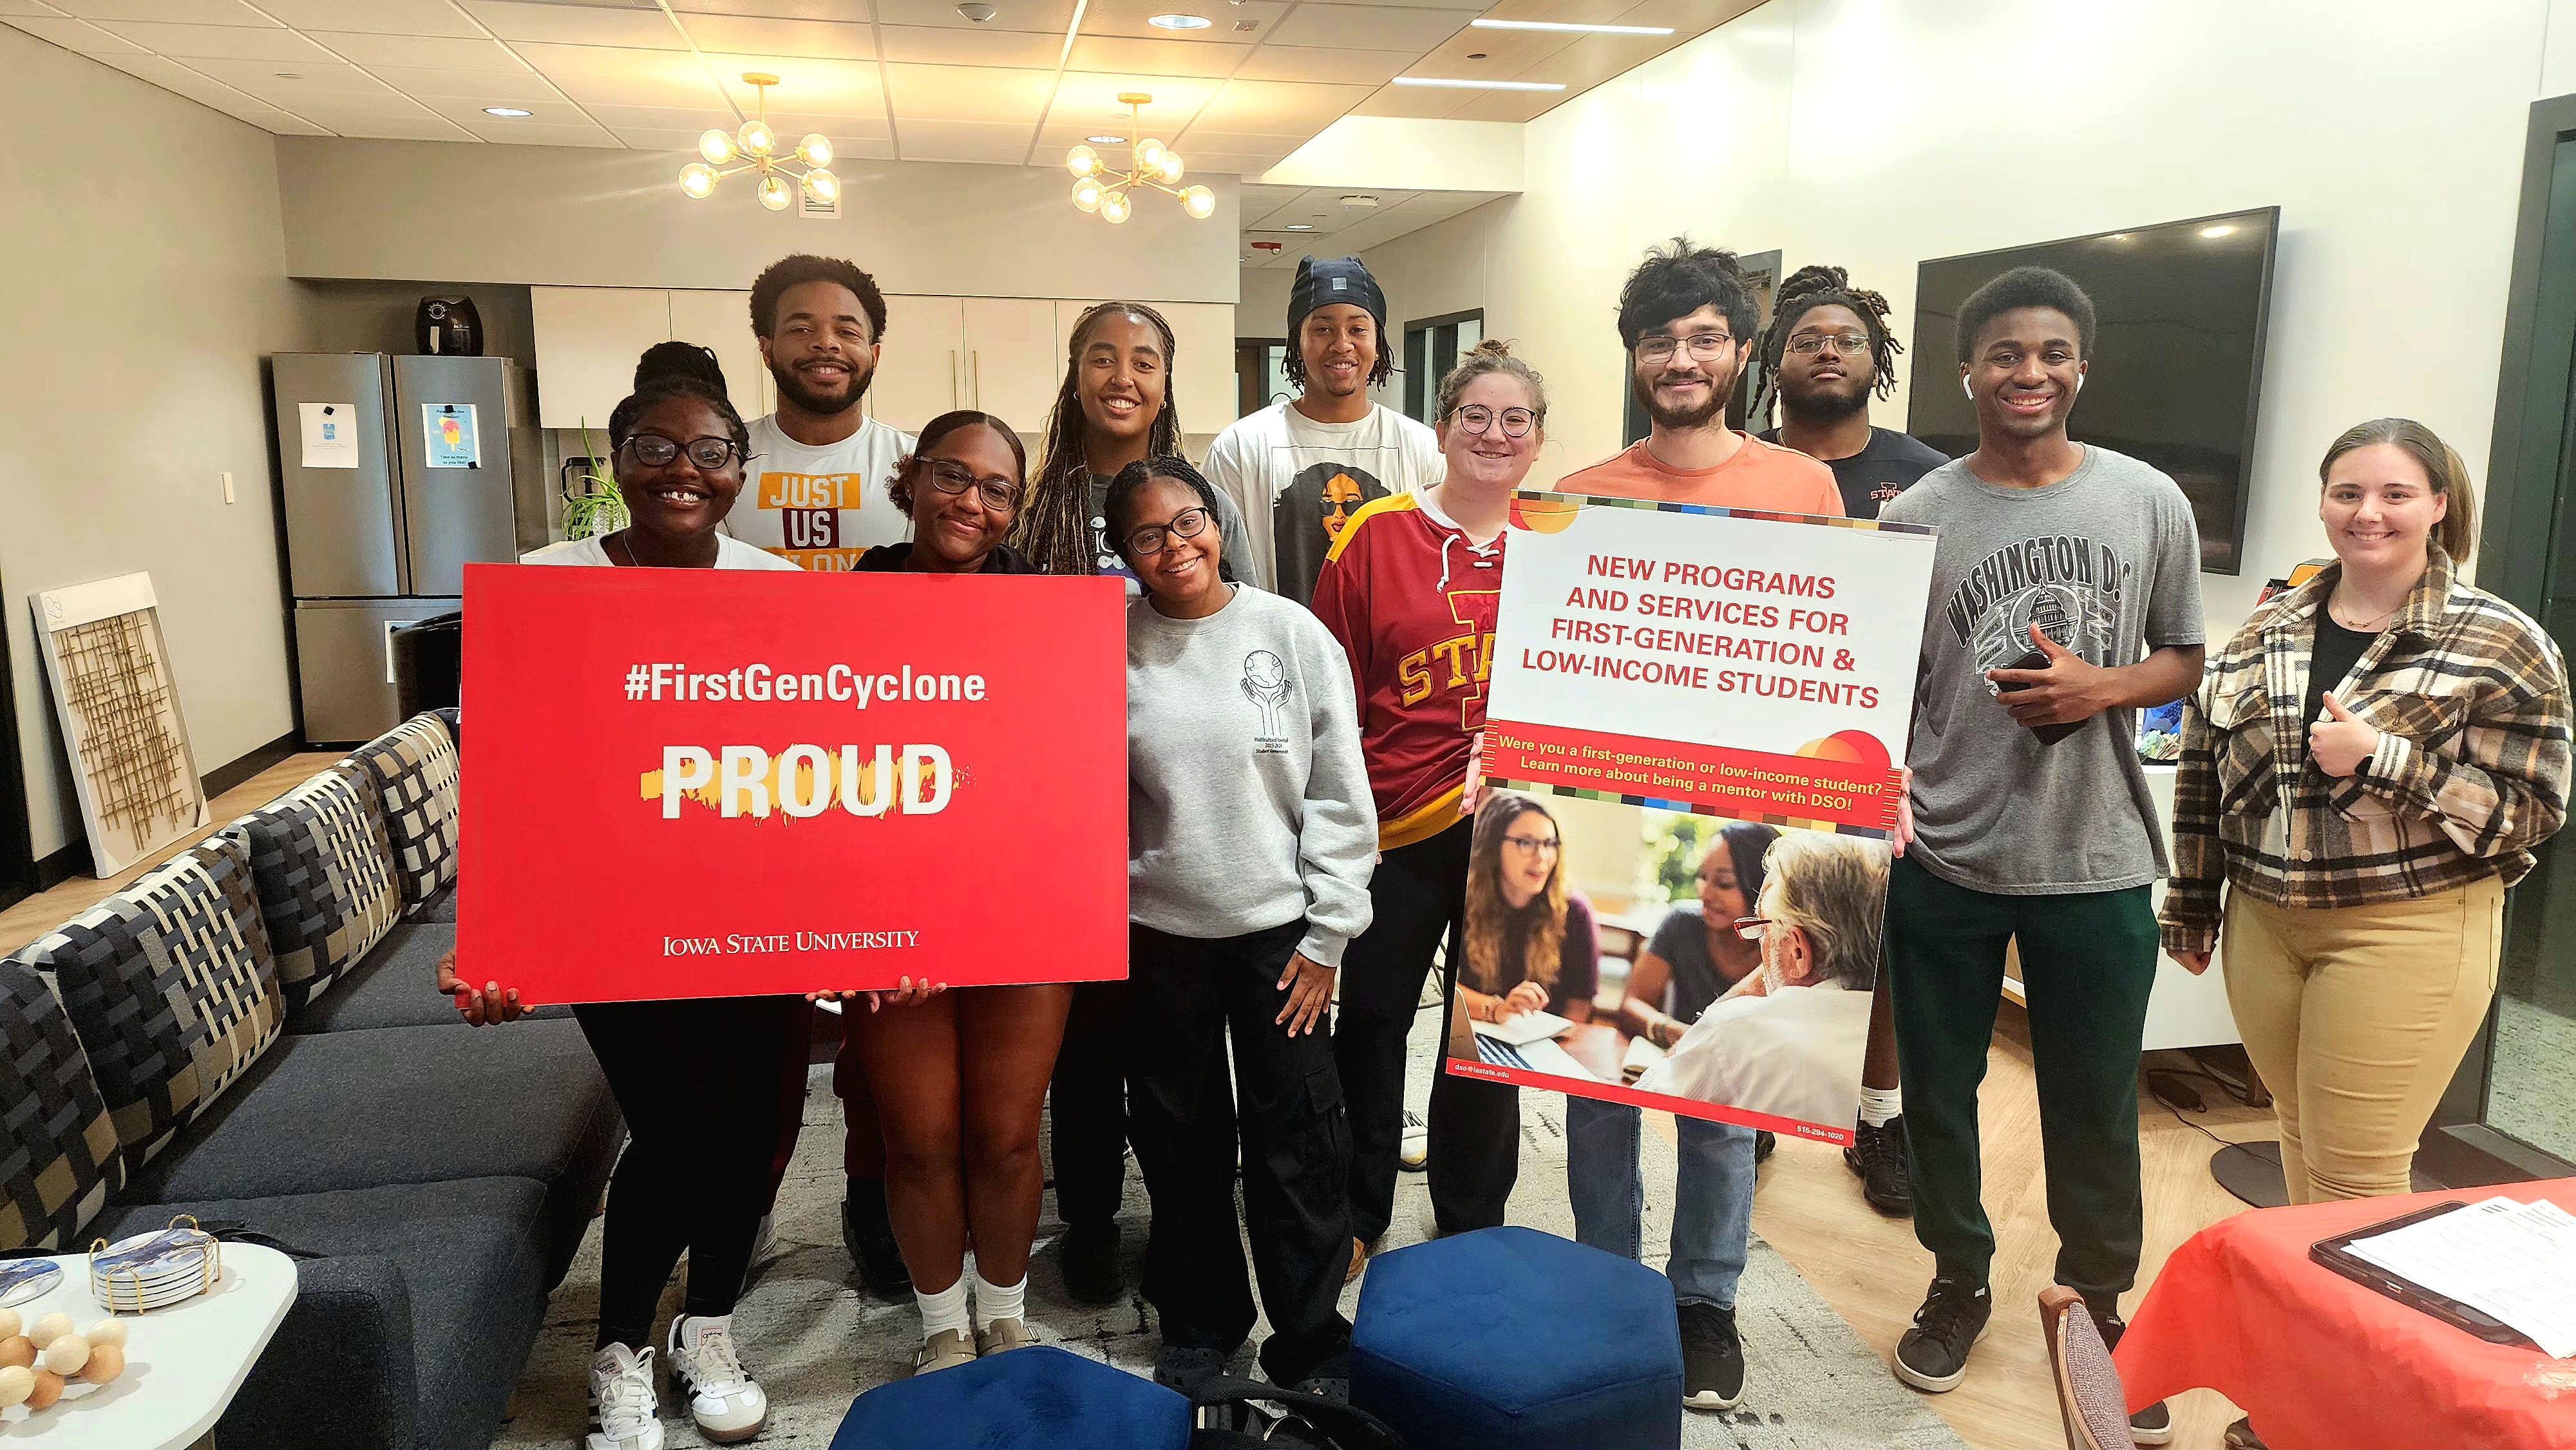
[1010,301,1255,584]
[1751,263,1948,1218]
[1013,301,1255,1306]
[1754,264,1949,522]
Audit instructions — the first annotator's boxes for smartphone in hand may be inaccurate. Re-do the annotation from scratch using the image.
[1993,649,2082,745]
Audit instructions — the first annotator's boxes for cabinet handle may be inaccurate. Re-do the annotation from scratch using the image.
[971,350,981,408]
[949,350,960,410]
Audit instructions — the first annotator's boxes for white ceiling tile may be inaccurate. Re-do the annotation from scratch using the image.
[3,15,142,50]
[1065,35,1246,77]
[92,19,334,57]
[1184,149,1298,176]
[883,62,1053,122]
[309,111,486,141]
[1079,0,1281,43]
[362,64,564,100]
[614,126,719,151]
[1345,82,1470,117]
[511,41,731,106]
[0,0,67,14]
[187,57,407,98]
[455,0,685,47]
[761,109,893,138]
[583,101,739,128]
[1240,182,1303,208]
[50,0,272,21]
[1046,70,1217,134]
[896,117,1030,164]
[709,54,883,115]
[415,95,593,125]
[307,33,527,71]
[871,0,1072,36]
[670,0,867,17]
[87,49,333,129]
[1231,44,1406,84]
[1267,5,1465,50]
[256,0,480,35]
[680,14,873,58]
[878,24,1058,66]
[1174,127,1305,154]
[1190,76,1370,131]
[460,117,623,145]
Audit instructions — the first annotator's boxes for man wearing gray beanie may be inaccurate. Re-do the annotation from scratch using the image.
[1205,255,1443,606]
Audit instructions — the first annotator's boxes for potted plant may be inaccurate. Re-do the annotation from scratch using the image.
[561,422,629,540]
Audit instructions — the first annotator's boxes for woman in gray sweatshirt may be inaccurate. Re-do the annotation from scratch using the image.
[1108,455,1378,1397]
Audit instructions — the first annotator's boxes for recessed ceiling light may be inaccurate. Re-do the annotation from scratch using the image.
[1283,223,1316,231]
[483,106,532,117]
[1470,17,1673,33]
[1086,133,1125,144]
[1148,12,1212,26]
[2199,224,2238,238]
[1341,194,1378,208]
[1392,76,1566,90]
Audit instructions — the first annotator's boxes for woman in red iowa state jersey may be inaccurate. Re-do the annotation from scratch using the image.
[1311,339,1546,1269]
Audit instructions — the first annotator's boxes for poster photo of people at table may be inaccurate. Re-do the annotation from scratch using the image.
[1443,789,1888,1140]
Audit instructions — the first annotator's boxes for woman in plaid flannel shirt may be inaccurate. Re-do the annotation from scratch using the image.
[2161,417,2570,1205]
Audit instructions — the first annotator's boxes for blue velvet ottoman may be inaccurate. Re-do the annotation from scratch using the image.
[1352,1225,1684,1450]
[830,1346,1192,1450]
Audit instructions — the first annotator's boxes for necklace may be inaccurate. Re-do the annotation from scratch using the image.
[2328,591,2400,631]
[608,531,638,567]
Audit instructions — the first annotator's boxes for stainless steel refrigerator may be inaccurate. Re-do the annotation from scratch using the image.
[271,353,547,742]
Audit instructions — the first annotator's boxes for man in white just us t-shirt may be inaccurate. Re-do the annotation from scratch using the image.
[1204,256,1442,607]
[728,254,918,570]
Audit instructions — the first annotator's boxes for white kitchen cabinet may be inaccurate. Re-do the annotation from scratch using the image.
[532,287,668,432]
[870,295,965,435]
[961,297,1061,433]
[1161,302,1238,431]
[666,289,772,420]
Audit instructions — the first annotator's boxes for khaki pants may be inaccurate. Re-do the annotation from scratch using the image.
[2222,876,2503,1203]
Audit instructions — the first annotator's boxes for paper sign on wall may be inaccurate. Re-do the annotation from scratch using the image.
[424,403,480,469]
[298,402,359,468]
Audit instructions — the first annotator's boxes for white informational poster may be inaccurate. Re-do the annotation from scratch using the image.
[1443,493,1937,1144]
[298,402,360,469]
[423,403,480,469]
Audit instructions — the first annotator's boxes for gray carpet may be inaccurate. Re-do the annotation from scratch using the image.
[2492,995,2576,1163]
[495,1001,1965,1450]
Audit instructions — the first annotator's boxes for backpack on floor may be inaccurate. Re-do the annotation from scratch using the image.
[1186,1375,1408,1450]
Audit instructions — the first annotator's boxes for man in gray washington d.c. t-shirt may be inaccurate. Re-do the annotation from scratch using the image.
[1873,268,2205,1431]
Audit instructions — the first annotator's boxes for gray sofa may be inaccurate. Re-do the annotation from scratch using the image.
[1,710,620,1449]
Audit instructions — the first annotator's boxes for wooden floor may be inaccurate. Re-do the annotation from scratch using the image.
[3,750,2278,1449]
[1738,1011,2271,1450]
[0,751,343,956]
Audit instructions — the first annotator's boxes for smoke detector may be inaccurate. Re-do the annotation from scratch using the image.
[957,3,997,19]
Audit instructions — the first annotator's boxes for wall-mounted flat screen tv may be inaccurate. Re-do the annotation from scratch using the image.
[1904,207,2278,574]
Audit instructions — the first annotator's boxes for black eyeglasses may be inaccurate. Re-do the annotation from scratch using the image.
[620,435,744,469]
[1126,505,1213,557]
[1786,332,1871,358]
[920,460,1022,511]
[1635,333,1736,364]
[1451,405,1540,438]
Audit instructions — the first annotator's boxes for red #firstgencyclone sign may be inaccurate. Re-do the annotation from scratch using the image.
[456,564,1128,1003]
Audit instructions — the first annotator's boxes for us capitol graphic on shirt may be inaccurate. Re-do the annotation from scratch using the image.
[1942,534,2130,673]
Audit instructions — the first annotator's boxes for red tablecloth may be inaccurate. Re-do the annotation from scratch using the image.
[2116,1178,2576,1449]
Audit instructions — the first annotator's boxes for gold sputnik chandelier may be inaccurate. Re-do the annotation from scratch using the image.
[679,73,838,212]
[1066,93,1215,223]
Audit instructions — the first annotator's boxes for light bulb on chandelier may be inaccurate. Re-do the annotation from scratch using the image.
[1062,94,1211,223]
[677,74,843,211]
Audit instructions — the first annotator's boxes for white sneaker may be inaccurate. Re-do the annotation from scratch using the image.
[666,1315,769,1444]
[587,1343,664,1450]
[1399,1110,1429,1171]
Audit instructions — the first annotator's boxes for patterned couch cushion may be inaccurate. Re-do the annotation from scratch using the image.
[225,765,402,1014]
[0,959,122,1252]
[347,712,460,918]
[15,834,283,1169]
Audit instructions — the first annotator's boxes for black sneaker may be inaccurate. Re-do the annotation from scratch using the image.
[1754,1129,1776,1163]
[2084,1301,2171,1447]
[1893,1277,1991,1392]
[840,1180,911,1298]
[1676,1301,1745,1411]
[1061,1220,1123,1305]
[1842,1116,1914,1217]
[1154,1344,1227,1395]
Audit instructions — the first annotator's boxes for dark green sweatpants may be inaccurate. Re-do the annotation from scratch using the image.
[1886,853,2158,1303]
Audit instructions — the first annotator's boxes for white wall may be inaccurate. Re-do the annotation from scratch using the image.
[0,28,303,860]
[1342,0,2573,641]
[277,138,1242,305]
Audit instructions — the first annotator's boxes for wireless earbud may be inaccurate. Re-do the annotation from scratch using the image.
[2075,375,2085,393]
[1961,377,1974,399]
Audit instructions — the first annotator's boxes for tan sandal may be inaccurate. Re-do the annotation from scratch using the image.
[976,1317,1036,1356]
[914,1328,976,1375]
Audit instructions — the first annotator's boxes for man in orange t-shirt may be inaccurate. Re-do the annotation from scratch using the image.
[1560,240,1843,517]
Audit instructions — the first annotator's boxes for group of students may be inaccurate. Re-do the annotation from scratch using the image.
[438,239,2571,1450]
